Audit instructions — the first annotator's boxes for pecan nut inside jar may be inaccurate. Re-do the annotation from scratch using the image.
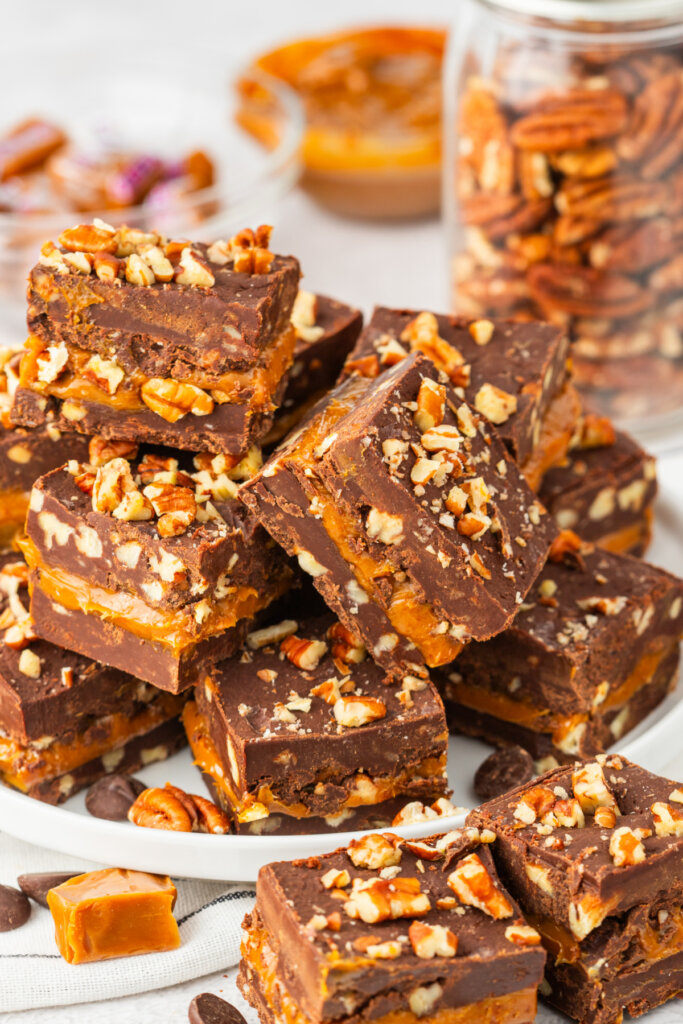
[446,0,683,427]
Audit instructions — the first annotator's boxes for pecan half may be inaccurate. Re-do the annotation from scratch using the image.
[510,88,628,151]
[528,264,653,318]
[128,783,230,834]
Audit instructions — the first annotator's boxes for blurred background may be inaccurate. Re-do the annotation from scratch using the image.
[2,0,683,440]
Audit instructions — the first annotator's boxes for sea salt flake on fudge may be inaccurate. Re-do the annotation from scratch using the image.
[0,553,185,803]
[539,417,657,557]
[341,307,579,490]
[183,613,449,828]
[438,540,683,764]
[468,757,683,1024]
[240,352,556,680]
[238,832,545,1024]
[12,222,300,459]
[22,443,293,693]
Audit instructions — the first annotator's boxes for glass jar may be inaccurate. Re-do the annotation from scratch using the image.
[445,0,683,434]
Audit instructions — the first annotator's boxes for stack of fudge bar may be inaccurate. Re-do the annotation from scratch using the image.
[0,215,680,837]
[240,754,683,1024]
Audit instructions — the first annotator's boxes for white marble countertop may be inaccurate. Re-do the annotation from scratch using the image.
[1,1,683,1020]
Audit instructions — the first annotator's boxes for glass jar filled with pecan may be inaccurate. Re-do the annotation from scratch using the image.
[445,0,683,431]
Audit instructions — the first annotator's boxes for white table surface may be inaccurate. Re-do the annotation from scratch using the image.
[2,1,683,1020]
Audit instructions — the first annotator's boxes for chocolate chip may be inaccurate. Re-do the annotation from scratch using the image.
[188,994,247,1024]
[474,746,535,801]
[85,774,147,820]
[0,883,31,931]
[17,872,81,908]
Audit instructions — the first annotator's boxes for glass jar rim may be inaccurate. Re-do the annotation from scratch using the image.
[480,0,683,23]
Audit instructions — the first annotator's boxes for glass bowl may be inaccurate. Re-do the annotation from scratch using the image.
[0,55,303,344]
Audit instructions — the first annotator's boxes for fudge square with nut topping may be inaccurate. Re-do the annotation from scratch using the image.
[240,351,556,680]
[182,613,449,830]
[468,756,683,1024]
[11,222,300,460]
[238,829,546,1024]
[539,419,657,558]
[0,554,185,804]
[22,441,294,693]
[341,307,579,490]
[438,536,683,764]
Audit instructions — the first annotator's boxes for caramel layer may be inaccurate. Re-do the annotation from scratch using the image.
[20,324,296,410]
[184,701,447,823]
[242,915,538,1024]
[279,379,463,667]
[529,907,683,969]
[0,487,28,546]
[447,642,673,741]
[520,383,582,493]
[23,536,287,653]
[0,692,183,790]
[599,509,653,556]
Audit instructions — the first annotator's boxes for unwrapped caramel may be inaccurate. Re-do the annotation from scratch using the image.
[47,867,180,964]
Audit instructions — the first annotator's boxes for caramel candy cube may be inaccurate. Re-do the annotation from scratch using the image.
[47,867,180,964]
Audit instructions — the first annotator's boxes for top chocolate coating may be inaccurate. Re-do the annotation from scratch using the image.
[539,429,656,540]
[284,294,363,409]
[27,247,300,374]
[198,613,447,813]
[25,450,289,615]
[241,353,556,678]
[440,547,683,720]
[253,835,545,1023]
[468,756,683,938]
[0,422,89,496]
[342,307,569,463]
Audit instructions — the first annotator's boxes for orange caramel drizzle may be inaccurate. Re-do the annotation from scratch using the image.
[22,536,290,653]
[0,691,183,790]
[0,488,29,545]
[277,378,463,667]
[242,914,538,1024]
[519,383,583,493]
[447,642,674,742]
[183,700,447,823]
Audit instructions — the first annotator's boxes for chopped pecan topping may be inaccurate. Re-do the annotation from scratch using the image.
[333,695,386,728]
[447,852,513,919]
[409,921,457,959]
[344,876,430,924]
[280,634,327,671]
[347,833,402,870]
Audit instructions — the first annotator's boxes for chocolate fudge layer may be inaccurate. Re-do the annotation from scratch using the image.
[341,307,578,489]
[0,555,185,803]
[439,543,683,764]
[276,290,363,426]
[241,352,555,680]
[539,424,657,557]
[468,756,683,1024]
[12,223,300,457]
[0,348,90,548]
[23,444,293,692]
[238,831,545,1024]
[184,613,448,826]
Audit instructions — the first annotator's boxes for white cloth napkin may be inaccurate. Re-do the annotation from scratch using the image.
[0,833,255,1013]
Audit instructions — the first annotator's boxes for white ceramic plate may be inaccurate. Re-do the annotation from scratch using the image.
[1,486,681,882]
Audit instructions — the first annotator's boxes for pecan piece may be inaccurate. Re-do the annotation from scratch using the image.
[458,87,515,195]
[89,437,138,468]
[140,378,214,423]
[510,88,628,151]
[58,223,117,254]
[128,784,230,834]
[555,177,667,223]
[528,264,653,319]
